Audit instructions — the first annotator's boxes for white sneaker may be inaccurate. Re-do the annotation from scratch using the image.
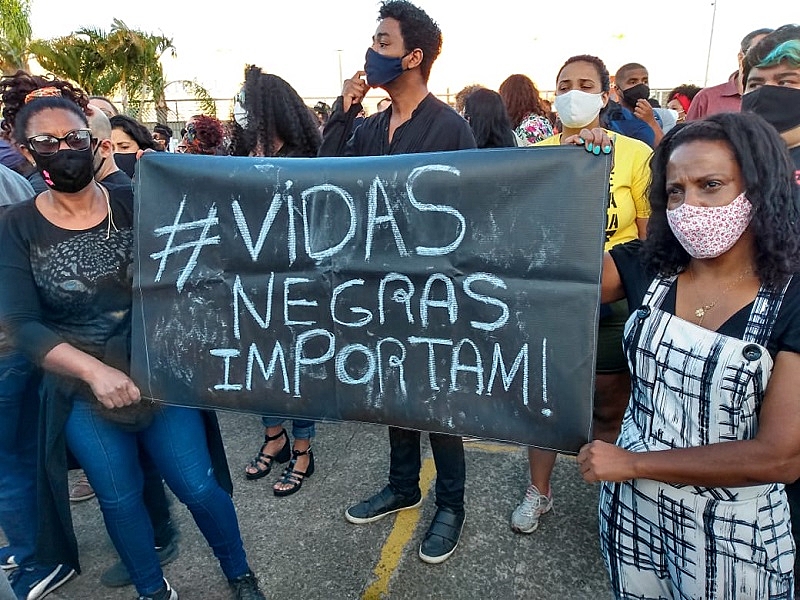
[510,484,553,534]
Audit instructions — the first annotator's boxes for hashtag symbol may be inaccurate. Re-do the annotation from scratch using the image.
[150,196,221,292]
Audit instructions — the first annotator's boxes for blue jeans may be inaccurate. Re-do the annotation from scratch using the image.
[261,417,315,440]
[0,352,39,567]
[65,402,249,595]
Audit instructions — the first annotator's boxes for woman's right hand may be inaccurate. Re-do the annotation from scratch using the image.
[87,364,141,409]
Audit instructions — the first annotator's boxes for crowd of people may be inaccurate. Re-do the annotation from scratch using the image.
[1,1,800,599]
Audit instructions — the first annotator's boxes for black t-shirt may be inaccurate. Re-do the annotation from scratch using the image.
[0,186,134,362]
[609,239,800,357]
[99,169,133,192]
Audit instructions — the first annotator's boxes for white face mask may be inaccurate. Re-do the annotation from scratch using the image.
[554,90,605,129]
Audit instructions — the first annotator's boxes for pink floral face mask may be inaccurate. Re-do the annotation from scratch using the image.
[666,192,753,259]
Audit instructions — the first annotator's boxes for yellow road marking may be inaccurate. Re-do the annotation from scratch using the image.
[361,457,437,600]
[463,441,520,454]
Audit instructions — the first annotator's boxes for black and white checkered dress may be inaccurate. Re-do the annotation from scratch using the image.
[599,274,795,600]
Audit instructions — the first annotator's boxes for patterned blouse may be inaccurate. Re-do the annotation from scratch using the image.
[514,113,554,146]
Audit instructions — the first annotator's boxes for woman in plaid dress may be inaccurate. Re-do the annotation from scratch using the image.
[578,113,800,599]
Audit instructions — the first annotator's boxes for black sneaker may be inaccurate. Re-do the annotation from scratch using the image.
[228,570,266,600]
[101,539,180,587]
[137,578,177,600]
[345,485,422,524]
[418,507,465,564]
[9,563,76,600]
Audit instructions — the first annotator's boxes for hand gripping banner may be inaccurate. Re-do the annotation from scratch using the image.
[132,147,610,452]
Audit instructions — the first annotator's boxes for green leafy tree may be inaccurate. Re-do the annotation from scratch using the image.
[0,0,32,74]
[28,19,216,123]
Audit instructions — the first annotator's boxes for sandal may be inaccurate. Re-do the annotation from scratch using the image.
[244,429,290,480]
[273,448,315,497]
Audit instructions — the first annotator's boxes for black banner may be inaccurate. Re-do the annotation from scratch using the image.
[131,147,610,452]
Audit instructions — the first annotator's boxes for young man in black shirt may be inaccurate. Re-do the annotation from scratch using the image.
[320,0,476,564]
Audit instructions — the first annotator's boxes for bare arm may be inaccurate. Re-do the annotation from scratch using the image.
[636,218,648,240]
[578,350,800,486]
[43,343,140,409]
[601,252,625,305]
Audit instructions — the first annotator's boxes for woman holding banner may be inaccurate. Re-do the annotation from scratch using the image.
[0,95,266,600]
[578,112,800,597]
[511,54,653,536]
[231,65,322,497]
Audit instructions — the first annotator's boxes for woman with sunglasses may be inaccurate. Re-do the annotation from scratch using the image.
[0,96,266,600]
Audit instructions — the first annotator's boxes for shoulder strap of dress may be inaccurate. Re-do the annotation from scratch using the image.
[743,275,793,345]
[641,274,677,309]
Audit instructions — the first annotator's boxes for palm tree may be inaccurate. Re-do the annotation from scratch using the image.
[28,20,216,124]
[0,0,32,74]
[28,28,114,95]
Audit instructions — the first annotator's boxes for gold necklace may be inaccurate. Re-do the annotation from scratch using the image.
[687,267,754,325]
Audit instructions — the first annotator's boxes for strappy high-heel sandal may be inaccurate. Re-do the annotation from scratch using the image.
[244,428,291,480]
[273,448,315,497]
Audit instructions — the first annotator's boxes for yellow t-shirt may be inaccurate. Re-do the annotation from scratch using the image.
[535,131,652,251]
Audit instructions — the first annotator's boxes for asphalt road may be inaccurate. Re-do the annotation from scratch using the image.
[5,412,613,599]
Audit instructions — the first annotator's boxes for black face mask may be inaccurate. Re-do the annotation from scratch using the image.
[29,147,94,194]
[741,85,800,133]
[114,152,138,178]
[364,48,409,88]
[622,83,650,107]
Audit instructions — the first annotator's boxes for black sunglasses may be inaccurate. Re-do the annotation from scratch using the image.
[27,129,92,156]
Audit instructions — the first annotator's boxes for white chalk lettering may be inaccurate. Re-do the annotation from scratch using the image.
[376,338,407,396]
[378,273,415,325]
[420,274,457,328]
[246,341,290,393]
[293,329,335,396]
[449,338,484,394]
[487,343,529,405]
[406,165,466,256]
[301,184,356,261]
[151,197,220,292]
[408,336,453,391]
[335,343,376,386]
[232,184,289,263]
[463,273,510,331]
[232,273,274,340]
[365,176,409,261]
[331,278,373,327]
[541,338,550,416]
[210,348,243,391]
[283,277,318,326]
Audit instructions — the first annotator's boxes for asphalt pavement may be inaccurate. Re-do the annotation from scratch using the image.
[4,412,613,599]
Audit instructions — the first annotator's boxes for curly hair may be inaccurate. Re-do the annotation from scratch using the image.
[378,0,442,82]
[184,115,225,155]
[13,96,89,145]
[643,112,800,287]
[228,66,320,158]
[109,114,158,151]
[667,84,702,103]
[498,74,547,129]
[0,71,89,142]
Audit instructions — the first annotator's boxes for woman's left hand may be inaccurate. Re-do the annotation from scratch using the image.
[577,440,636,483]
[562,127,614,156]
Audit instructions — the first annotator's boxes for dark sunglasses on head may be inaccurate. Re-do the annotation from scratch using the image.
[27,129,92,156]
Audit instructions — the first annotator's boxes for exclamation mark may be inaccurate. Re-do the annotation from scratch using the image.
[541,338,551,417]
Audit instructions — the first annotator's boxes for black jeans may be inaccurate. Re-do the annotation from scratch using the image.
[388,427,465,513]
